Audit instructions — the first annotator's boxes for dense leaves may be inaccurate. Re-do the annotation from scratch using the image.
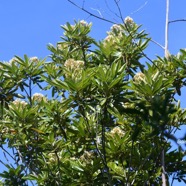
[0,19,185,185]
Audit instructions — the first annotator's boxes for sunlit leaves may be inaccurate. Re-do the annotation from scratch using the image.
[0,19,186,186]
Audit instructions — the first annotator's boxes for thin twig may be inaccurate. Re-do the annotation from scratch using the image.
[131,1,148,15]
[169,19,186,24]
[104,0,120,18]
[15,147,37,176]
[82,0,85,9]
[170,173,175,186]
[150,39,165,50]
[114,0,124,23]
[0,159,9,168]
[2,150,14,168]
[67,0,116,24]
[90,8,103,18]
[0,145,15,161]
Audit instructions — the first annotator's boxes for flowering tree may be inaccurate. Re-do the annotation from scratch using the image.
[0,17,186,186]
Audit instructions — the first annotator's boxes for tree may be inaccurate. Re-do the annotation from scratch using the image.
[0,2,186,186]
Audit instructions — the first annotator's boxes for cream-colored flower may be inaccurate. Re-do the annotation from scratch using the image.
[80,20,88,26]
[111,24,122,32]
[76,60,84,68]
[57,43,68,50]
[64,58,75,69]
[110,127,125,137]
[11,99,28,108]
[64,59,84,79]
[30,57,39,63]
[124,16,134,25]
[57,44,62,50]
[64,59,84,70]
[79,20,92,27]
[32,93,45,102]
[133,72,146,83]
[104,35,114,43]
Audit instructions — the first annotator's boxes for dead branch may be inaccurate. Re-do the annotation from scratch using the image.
[67,0,116,24]
[169,19,186,24]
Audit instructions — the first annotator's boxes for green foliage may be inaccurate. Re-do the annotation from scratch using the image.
[0,20,186,185]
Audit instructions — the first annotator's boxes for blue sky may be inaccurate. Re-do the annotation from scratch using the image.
[0,0,186,185]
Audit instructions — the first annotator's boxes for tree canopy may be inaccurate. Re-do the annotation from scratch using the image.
[0,17,186,185]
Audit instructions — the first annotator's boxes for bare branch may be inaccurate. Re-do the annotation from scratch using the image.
[165,0,170,58]
[104,0,120,19]
[0,145,15,162]
[169,19,186,24]
[82,0,85,9]
[161,2,170,186]
[114,0,124,23]
[0,159,8,168]
[131,1,148,15]
[67,0,116,24]
[150,39,165,50]
[162,149,167,186]
[90,8,103,18]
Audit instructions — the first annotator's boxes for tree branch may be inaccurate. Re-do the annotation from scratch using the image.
[165,0,170,58]
[162,149,167,186]
[131,1,148,15]
[114,0,124,23]
[150,39,165,50]
[67,0,116,24]
[169,19,186,24]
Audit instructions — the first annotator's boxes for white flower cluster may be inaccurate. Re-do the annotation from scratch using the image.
[103,16,134,47]
[11,99,28,108]
[104,24,123,46]
[111,24,123,32]
[57,43,68,51]
[30,56,39,63]
[124,16,134,25]
[79,20,91,27]
[64,59,84,70]
[32,93,45,102]
[110,126,125,137]
[104,35,115,43]
[133,72,146,83]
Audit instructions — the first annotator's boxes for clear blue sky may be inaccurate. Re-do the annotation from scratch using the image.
[0,1,185,185]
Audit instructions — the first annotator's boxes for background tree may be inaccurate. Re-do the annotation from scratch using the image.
[0,1,186,186]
